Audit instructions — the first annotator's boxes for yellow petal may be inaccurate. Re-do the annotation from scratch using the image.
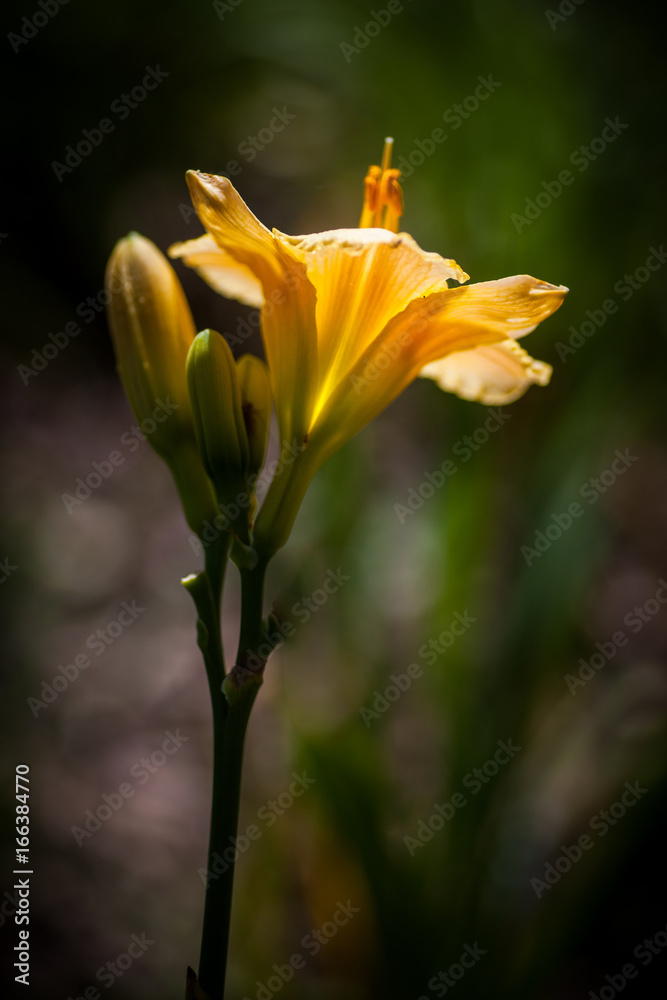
[185,171,282,287]
[185,171,318,445]
[274,227,468,418]
[420,339,553,405]
[169,234,264,308]
[309,275,566,454]
[386,274,567,369]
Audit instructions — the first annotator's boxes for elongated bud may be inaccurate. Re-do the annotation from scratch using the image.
[237,354,271,478]
[187,330,251,540]
[105,233,217,535]
[106,233,194,451]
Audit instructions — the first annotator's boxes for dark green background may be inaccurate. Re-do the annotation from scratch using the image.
[2,1,666,998]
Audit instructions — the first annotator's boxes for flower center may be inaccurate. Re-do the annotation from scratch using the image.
[359,136,404,233]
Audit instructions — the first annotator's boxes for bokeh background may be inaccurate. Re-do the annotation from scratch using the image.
[2,1,666,997]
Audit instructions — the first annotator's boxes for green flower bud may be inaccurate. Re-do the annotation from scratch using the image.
[237,354,272,478]
[187,330,251,541]
[105,233,217,536]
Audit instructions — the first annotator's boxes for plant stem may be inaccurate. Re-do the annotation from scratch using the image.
[197,685,256,997]
[196,554,269,1000]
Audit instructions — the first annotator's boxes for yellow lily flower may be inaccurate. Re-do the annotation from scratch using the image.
[170,139,567,555]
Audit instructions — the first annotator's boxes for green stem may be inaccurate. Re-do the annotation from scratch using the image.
[184,532,230,692]
[236,557,269,662]
[253,449,322,560]
[196,554,269,1000]
[204,532,229,676]
[197,687,256,998]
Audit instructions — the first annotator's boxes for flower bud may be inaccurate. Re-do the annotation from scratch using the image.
[237,354,272,478]
[187,330,251,540]
[105,233,217,535]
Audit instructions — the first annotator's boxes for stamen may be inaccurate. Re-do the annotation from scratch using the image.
[359,166,382,228]
[359,138,404,233]
[378,169,403,233]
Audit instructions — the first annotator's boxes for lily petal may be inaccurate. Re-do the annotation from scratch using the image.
[185,170,319,444]
[275,227,468,417]
[169,234,264,309]
[185,171,281,287]
[411,275,569,348]
[309,275,566,451]
[420,339,553,405]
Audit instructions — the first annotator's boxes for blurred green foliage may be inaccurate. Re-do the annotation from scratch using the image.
[2,1,666,998]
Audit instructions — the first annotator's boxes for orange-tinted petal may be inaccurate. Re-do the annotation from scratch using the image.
[274,227,468,420]
[309,275,566,453]
[420,339,552,404]
[169,234,264,308]
[185,171,320,445]
[185,171,281,287]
